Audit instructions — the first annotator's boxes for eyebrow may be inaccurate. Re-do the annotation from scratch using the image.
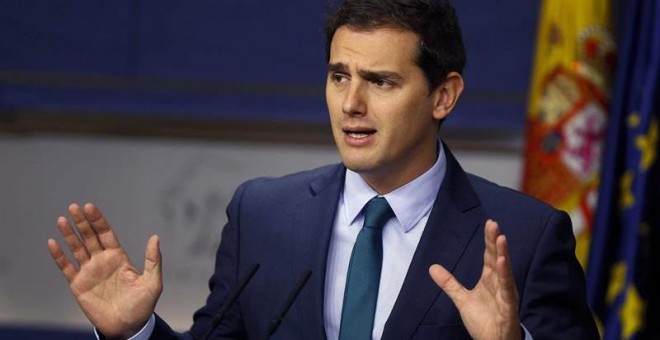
[358,69,403,83]
[327,62,348,73]
[327,62,403,82]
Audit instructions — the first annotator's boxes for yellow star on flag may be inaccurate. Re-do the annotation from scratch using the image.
[606,262,626,304]
[619,171,635,210]
[620,284,645,338]
[635,117,658,171]
[627,112,640,128]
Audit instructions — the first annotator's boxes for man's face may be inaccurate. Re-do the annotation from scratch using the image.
[326,26,444,194]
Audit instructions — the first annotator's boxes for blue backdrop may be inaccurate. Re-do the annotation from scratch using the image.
[0,0,541,132]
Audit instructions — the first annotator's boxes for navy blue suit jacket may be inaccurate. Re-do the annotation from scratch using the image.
[151,146,598,339]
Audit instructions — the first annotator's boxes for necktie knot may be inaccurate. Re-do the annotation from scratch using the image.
[363,197,394,230]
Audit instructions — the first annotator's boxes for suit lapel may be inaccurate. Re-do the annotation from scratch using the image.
[288,165,345,339]
[382,146,483,340]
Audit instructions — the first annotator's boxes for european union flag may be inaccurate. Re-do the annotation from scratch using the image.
[585,0,660,339]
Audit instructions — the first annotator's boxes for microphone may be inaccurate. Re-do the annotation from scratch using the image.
[262,269,313,339]
[201,262,260,340]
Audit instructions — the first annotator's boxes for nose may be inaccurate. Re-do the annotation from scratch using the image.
[342,81,366,116]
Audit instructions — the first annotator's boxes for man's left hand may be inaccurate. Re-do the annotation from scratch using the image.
[429,219,522,340]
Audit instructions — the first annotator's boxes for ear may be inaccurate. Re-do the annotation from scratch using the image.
[431,72,464,120]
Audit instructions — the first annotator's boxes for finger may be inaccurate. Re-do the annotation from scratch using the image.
[143,235,162,277]
[47,238,78,283]
[69,203,104,254]
[429,264,467,307]
[496,235,519,310]
[483,219,500,271]
[83,203,122,250]
[56,216,90,265]
[143,235,163,294]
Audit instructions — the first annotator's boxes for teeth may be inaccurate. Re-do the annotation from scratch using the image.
[348,132,369,138]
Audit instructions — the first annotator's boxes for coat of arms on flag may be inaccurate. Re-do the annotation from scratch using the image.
[522,1,615,267]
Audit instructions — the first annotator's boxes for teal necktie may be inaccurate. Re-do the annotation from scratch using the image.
[339,197,394,340]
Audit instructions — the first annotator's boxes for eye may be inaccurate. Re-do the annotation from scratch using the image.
[331,73,349,84]
[372,79,394,89]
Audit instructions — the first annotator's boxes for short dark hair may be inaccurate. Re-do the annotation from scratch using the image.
[325,0,466,91]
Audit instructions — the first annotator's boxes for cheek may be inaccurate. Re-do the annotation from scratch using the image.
[405,94,436,122]
[326,92,343,120]
[385,102,437,143]
[381,95,433,124]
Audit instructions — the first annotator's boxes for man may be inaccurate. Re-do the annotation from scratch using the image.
[47,0,599,339]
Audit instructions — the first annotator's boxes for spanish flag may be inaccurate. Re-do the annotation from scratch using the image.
[522,0,615,267]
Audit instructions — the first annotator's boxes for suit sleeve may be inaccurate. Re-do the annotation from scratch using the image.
[518,210,599,339]
[150,181,251,339]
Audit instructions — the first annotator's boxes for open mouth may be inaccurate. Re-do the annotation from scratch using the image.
[343,128,376,139]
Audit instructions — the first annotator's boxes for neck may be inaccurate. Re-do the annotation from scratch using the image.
[361,144,439,195]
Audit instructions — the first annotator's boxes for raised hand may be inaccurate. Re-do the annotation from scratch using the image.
[429,219,521,340]
[47,203,162,339]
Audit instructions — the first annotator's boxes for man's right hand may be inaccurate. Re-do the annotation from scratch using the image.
[47,203,163,339]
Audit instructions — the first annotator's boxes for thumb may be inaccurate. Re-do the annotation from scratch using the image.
[143,235,162,283]
[429,264,467,306]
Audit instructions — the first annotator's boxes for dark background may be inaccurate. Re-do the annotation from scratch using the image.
[0,0,544,145]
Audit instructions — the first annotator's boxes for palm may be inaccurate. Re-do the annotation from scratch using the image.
[455,279,516,339]
[48,203,162,339]
[429,220,521,340]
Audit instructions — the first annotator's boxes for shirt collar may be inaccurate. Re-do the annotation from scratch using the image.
[342,141,447,232]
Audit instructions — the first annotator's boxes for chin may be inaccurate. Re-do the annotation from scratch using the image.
[341,158,377,174]
[338,147,383,172]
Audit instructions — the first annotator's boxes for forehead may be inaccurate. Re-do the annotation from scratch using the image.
[329,26,420,69]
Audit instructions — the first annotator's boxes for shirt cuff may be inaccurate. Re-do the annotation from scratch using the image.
[522,323,533,340]
[94,314,156,340]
